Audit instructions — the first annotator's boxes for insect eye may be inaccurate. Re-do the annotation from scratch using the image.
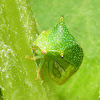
[61,56,63,58]
[60,53,64,58]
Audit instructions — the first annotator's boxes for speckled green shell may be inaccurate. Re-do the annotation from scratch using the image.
[34,17,83,85]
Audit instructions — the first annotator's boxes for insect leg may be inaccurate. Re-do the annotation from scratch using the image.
[35,68,40,80]
[41,30,46,34]
[35,59,45,82]
[32,46,39,50]
[25,55,42,60]
[40,66,44,83]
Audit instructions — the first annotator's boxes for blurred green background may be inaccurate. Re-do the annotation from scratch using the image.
[0,0,100,100]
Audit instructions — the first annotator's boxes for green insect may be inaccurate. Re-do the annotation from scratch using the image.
[26,16,83,85]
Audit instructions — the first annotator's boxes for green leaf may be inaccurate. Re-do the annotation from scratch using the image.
[0,0,58,100]
[30,0,100,100]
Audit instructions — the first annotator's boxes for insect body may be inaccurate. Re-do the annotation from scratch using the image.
[26,17,83,85]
